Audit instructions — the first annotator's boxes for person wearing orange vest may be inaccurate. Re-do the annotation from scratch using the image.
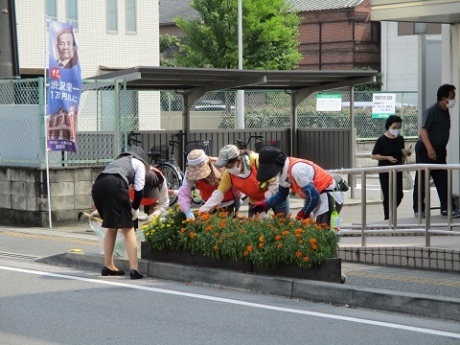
[250,146,343,225]
[199,144,289,218]
[128,167,169,222]
[178,149,240,219]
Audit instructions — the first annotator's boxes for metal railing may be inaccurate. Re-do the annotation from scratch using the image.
[330,163,460,247]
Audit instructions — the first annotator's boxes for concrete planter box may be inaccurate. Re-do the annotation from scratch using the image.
[141,242,342,283]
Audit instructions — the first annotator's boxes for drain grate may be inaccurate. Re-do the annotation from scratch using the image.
[0,251,41,261]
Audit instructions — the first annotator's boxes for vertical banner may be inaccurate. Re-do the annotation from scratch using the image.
[47,21,81,152]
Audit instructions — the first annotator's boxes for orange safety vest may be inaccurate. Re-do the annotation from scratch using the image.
[229,162,265,202]
[128,167,163,206]
[196,179,234,202]
[287,157,333,198]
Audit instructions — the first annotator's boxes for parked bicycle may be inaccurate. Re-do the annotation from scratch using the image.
[147,132,185,206]
[236,133,282,152]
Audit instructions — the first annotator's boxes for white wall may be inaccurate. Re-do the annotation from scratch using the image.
[381,22,419,91]
[15,1,161,130]
[15,0,159,79]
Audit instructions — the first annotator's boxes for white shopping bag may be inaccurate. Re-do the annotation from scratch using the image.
[89,218,144,258]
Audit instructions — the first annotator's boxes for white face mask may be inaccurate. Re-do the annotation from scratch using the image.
[388,128,400,137]
[446,99,456,108]
[227,166,241,175]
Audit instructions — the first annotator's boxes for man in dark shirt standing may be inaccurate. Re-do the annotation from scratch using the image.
[413,84,459,218]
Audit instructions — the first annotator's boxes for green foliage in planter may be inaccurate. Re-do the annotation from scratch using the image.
[142,206,340,269]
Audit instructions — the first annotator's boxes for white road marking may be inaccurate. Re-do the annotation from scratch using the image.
[1,265,459,339]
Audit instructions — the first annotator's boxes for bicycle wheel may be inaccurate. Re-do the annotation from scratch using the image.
[157,163,183,206]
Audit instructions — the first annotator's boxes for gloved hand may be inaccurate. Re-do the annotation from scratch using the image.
[131,208,139,221]
[147,212,160,222]
[185,209,195,220]
[296,209,309,220]
[250,201,267,214]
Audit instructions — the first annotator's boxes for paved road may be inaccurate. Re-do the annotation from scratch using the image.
[1,259,460,345]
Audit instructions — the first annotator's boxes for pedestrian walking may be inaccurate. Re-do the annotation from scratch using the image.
[412,84,459,218]
[371,115,411,220]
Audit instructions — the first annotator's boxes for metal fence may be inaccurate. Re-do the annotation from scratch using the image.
[160,89,419,138]
[0,78,419,167]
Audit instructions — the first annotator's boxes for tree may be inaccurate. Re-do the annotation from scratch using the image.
[174,0,301,70]
[160,34,181,67]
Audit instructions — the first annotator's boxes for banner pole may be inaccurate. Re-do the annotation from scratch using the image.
[44,16,52,228]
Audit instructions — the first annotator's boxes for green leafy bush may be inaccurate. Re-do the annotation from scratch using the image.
[142,206,340,268]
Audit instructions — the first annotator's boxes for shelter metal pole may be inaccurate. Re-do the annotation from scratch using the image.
[237,0,244,129]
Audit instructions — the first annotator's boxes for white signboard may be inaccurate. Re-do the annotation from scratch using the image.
[316,94,342,112]
[372,93,396,118]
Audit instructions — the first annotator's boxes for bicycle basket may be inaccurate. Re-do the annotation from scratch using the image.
[148,145,169,162]
[185,140,214,156]
[254,140,282,153]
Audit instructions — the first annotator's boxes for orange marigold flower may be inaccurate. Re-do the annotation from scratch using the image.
[246,245,253,252]
[205,225,213,232]
[282,230,289,236]
[311,244,318,250]
[258,243,264,248]
[288,222,294,227]
[295,234,302,238]
[303,256,310,262]
[214,232,219,237]
[243,250,249,256]
[189,232,196,239]
[275,235,282,241]
[309,238,317,245]
[294,228,303,235]
[199,213,210,221]
[180,228,186,233]
[239,229,246,234]
[296,251,303,258]
[219,220,226,228]
[276,243,283,249]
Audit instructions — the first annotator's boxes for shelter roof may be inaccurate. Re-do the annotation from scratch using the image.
[92,66,376,93]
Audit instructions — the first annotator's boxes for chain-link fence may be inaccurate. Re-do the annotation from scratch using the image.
[0,78,419,167]
[160,90,419,139]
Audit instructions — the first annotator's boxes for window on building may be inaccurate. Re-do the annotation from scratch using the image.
[66,0,78,29]
[107,0,118,32]
[126,0,137,33]
[398,22,441,36]
[46,0,57,20]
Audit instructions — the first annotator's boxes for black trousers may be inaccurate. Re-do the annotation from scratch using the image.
[413,141,453,213]
[378,171,403,220]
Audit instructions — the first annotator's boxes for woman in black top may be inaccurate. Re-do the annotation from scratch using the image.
[371,115,411,220]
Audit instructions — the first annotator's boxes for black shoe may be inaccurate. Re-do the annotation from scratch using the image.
[130,269,144,280]
[441,209,460,218]
[101,266,125,276]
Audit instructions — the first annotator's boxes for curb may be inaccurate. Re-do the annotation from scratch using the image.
[37,252,460,322]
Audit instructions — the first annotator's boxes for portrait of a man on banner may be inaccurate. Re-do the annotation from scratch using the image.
[46,21,82,153]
